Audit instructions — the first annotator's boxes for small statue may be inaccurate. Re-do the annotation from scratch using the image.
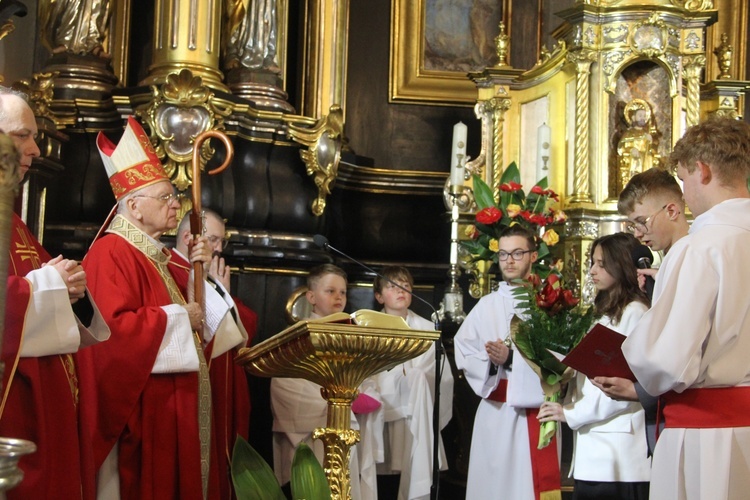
[494,22,509,67]
[714,32,734,79]
[617,99,661,191]
[38,0,112,58]
[224,0,280,74]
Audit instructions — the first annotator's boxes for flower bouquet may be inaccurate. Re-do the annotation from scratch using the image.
[510,273,597,449]
[461,162,566,276]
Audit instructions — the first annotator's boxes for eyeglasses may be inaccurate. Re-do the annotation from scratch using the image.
[133,192,181,204]
[625,205,667,234]
[498,249,532,261]
[206,235,229,250]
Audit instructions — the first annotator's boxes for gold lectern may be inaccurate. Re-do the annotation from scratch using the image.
[235,311,439,500]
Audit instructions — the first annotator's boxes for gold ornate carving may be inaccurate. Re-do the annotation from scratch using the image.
[136,69,233,193]
[494,22,510,68]
[670,0,714,10]
[714,32,734,79]
[12,73,56,122]
[287,105,344,216]
[313,427,359,500]
[629,13,668,59]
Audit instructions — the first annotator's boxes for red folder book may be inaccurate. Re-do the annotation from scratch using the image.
[562,323,636,380]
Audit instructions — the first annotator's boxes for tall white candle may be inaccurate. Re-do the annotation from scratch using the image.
[536,122,551,183]
[450,121,467,187]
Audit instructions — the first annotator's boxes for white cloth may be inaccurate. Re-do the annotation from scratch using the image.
[563,301,651,482]
[172,249,248,358]
[622,198,750,500]
[373,310,454,500]
[454,283,547,500]
[20,266,109,357]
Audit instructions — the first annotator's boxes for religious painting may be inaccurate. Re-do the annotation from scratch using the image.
[390,0,504,105]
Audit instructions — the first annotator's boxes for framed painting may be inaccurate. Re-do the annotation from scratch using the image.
[390,0,504,105]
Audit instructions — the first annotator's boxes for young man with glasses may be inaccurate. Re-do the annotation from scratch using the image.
[621,118,750,500]
[591,167,690,455]
[455,225,561,500]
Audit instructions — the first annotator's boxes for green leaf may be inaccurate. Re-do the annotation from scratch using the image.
[499,161,521,185]
[291,443,332,500]
[534,177,549,190]
[231,435,286,500]
[471,175,496,209]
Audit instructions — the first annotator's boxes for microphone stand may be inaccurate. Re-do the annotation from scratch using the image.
[313,235,445,499]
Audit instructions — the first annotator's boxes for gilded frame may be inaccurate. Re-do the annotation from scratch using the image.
[390,0,501,105]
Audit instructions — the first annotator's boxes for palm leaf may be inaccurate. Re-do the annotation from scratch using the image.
[291,443,332,500]
[231,435,286,500]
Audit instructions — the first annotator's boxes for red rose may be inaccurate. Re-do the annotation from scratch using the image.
[476,207,503,225]
[531,185,545,195]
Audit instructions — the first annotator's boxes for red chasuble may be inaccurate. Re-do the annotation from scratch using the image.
[1,214,94,499]
[79,224,218,500]
[169,251,257,499]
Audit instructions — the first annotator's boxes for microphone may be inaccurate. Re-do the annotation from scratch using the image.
[312,234,441,330]
[631,244,655,300]
[313,234,445,499]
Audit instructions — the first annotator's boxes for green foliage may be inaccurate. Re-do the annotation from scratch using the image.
[291,443,332,500]
[231,436,285,500]
[231,437,332,500]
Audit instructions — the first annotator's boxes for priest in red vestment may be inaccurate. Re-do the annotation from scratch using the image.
[0,88,110,499]
[79,116,221,499]
[173,209,258,499]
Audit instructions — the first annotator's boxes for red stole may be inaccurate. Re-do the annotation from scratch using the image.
[485,374,561,500]
[1,214,94,499]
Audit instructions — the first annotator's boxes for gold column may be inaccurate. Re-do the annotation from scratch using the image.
[488,96,511,202]
[301,0,350,119]
[142,0,228,92]
[683,55,706,127]
[567,49,597,204]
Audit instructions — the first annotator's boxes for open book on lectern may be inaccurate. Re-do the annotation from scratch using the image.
[562,323,636,381]
[306,309,437,331]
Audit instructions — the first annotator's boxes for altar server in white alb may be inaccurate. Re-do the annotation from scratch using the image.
[454,225,560,500]
[270,263,380,499]
[372,266,454,500]
[622,117,750,500]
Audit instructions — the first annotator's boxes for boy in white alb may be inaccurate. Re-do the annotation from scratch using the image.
[372,266,453,500]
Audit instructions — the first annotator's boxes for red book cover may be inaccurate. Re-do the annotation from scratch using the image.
[562,323,636,380]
